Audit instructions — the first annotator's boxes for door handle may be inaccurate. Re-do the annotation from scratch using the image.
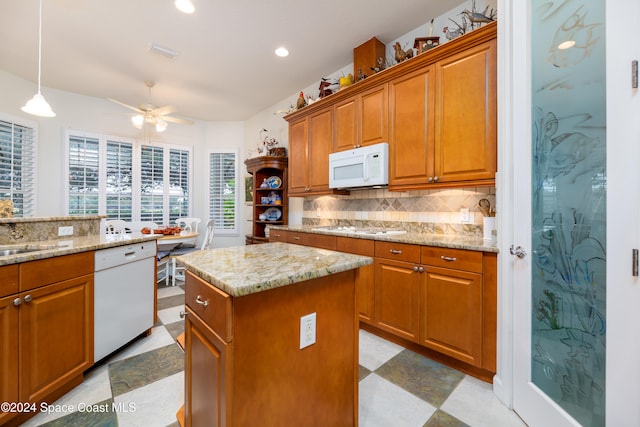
[509,245,527,259]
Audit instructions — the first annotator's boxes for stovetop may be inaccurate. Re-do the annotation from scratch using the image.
[311,226,407,236]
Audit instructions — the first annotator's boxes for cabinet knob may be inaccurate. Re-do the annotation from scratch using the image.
[179,310,188,319]
[418,266,425,273]
[13,297,21,306]
[433,176,439,182]
[195,295,209,307]
[428,177,433,183]
[413,265,419,272]
[23,294,33,303]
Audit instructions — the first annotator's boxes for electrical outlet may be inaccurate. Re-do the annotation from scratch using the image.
[316,208,321,217]
[300,312,316,349]
[58,226,74,236]
[460,208,470,223]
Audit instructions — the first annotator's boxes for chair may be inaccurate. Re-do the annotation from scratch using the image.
[105,219,128,235]
[157,250,171,287]
[174,217,201,247]
[170,219,214,286]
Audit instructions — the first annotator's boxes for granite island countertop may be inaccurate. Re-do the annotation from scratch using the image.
[0,233,160,267]
[269,225,499,253]
[175,242,373,297]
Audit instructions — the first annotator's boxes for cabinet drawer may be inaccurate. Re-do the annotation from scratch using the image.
[288,232,337,250]
[269,229,289,242]
[0,264,19,296]
[20,251,94,292]
[336,236,374,256]
[185,271,233,343]
[421,247,483,273]
[375,241,420,263]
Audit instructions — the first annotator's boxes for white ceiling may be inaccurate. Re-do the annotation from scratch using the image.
[0,0,461,122]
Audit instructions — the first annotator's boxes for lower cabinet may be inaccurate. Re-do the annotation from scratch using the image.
[184,306,231,427]
[269,231,497,373]
[1,253,94,426]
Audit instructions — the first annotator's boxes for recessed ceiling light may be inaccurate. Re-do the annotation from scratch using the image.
[275,47,289,58]
[175,0,195,14]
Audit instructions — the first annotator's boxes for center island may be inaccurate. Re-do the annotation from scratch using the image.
[175,242,373,427]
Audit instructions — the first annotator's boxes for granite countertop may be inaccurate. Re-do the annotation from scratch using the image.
[270,225,499,253]
[0,233,160,267]
[176,242,373,297]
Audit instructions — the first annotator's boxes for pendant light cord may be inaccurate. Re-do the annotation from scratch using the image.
[37,0,43,95]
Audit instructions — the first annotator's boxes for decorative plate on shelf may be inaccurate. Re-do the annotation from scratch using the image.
[264,207,282,221]
[266,176,282,189]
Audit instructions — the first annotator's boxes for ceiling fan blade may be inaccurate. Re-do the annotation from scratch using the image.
[108,98,144,114]
[162,116,194,125]
[152,105,178,116]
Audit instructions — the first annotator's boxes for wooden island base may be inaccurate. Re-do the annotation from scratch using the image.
[182,269,358,426]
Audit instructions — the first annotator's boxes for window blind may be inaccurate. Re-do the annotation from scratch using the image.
[140,144,164,224]
[106,139,133,220]
[68,135,100,215]
[169,148,190,223]
[208,151,237,232]
[0,118,36,217]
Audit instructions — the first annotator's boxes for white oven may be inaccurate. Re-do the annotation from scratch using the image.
[329,142,389,189]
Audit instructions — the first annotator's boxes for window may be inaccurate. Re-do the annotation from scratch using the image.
[208,150,238,234]
[65,130,191,224]
[0,114,37,217]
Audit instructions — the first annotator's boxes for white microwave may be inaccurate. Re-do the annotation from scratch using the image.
[329,142,389,189]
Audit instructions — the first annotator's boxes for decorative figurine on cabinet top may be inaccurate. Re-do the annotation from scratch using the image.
[392,42,414,63]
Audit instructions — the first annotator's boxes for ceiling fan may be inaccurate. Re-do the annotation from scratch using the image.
[108,80,194,132]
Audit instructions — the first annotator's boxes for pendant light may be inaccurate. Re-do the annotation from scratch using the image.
[21,0,55,117]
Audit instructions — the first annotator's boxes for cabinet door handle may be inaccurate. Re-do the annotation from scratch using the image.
[440,256,457,262]
[389,249,403,255]
[433,176,439,182]
[413,265,419,272]
[195,295,209,307]
[179,310,188,319]
[293,236,301,240]
[23,294,33,303]
[13,297,21,306]
[418,266,425,273]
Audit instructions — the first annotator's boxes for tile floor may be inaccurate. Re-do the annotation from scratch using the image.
[21,282,527,427]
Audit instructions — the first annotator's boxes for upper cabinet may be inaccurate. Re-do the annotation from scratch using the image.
[333,85,388,152]
[288,107,343,197]
[285,22,497,193]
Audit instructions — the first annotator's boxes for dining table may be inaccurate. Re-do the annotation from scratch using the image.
[156,231,200,251]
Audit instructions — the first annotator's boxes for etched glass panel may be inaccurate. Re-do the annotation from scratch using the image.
[531,1,606,426]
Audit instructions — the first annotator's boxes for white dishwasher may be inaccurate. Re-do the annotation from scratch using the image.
[94,242,156,363]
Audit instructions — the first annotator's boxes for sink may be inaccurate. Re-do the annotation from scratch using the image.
[0,245,56,257]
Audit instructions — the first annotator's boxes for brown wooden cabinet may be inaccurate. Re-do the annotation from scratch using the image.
[287,107,337,196]
[0,265,19,426]
[1,253,93,426]
[245,156,288,244]
[433,40,496,185]
[373,241,422,342]
[183,267,358,426]
[266,231,497,375]
[389,38,496,190]
[420,247,483,366]
[336,237,375,324]
[388,65,436,188]
[333,85,388,152]
[285,22,497,192]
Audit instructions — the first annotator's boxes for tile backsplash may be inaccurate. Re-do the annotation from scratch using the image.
[301,187,496,237]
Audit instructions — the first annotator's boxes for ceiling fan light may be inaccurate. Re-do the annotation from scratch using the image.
[175,0,195,14]
[155,119,168,132]
[22,92,56,117]
[131,115,144,128]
